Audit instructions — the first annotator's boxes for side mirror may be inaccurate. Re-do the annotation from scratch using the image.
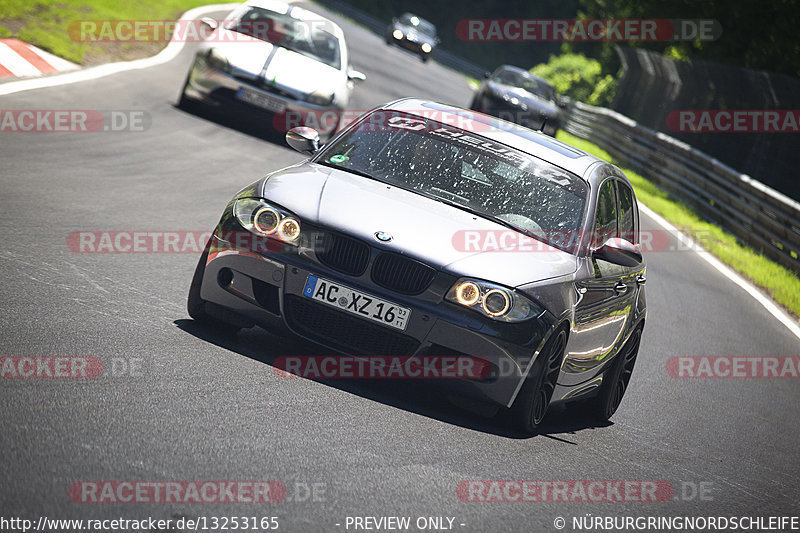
[286,127,320,155]
[482,71,491,79]
[347,68,366,82]
[593,238,642,267]
[200,17,218,31]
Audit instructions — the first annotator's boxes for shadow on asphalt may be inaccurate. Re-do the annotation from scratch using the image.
[172,99,290,146]
[174,318,612,440]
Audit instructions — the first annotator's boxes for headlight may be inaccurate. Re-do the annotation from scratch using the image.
[234,198,302,245]
[446,278,542,322]
[392,29,403,40]
[421,43,432,53]
[307,89,334,106]
[207,48,230,72]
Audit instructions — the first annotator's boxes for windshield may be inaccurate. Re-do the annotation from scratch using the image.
[493,70,555,101]
[398,13,436,37]
[227,7,341,69]
[318,111,588,253]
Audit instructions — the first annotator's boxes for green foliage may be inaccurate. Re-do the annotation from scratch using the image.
[531,53,616,106]
[0,0,217,63]
[557,130,800,316]
[573,0,800,78]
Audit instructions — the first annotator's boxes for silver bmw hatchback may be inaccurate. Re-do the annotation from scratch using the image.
[188,98,647,433]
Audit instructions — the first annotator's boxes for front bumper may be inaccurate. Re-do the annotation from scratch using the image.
[183,53,343,135]
[389,34,432,56]
[199,229,556,408]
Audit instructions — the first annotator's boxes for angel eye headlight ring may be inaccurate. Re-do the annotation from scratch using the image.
[253,207,279,235]
[455,281,480,306]
[482,289,510,316]
[278,218,301,242]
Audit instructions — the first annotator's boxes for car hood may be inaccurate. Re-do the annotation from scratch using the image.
[212,29,343,94]
[260,163,577,287]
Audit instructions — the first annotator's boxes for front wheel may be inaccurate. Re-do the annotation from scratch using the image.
[577,326,642,422]
[509,328,567,434]
[178,71,196,110]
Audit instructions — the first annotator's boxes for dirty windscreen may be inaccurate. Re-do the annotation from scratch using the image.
[319,111,588,252]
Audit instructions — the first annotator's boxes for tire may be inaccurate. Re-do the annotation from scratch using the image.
[468,94,481,111]
[187,243,242,336]
[578,326,642,422]
[177,68,201,111]
[421,54,430,63]
[509,328,567,434]
[178,73,194,109]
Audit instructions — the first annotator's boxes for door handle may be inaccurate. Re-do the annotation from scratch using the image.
[614,281,627,294]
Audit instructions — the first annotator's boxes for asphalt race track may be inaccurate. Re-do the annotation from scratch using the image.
[1,5,799,532]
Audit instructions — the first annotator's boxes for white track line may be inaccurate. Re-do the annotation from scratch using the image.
[29,45,79,72]
[0,3,238,96]
[2,3,798,341]
[640,203,800,340]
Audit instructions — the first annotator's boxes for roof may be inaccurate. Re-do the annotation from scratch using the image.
[242,0,345,38]
[493,65,554,87]
[383,98,604,178]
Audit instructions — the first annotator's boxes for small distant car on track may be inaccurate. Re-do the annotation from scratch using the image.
[188,98,646,433]
[385,13,438,62]
[471,65,563,136]
[179,0,365,137]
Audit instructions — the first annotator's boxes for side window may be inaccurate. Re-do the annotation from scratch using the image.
[617,182,636,244]
[593,179,617,247]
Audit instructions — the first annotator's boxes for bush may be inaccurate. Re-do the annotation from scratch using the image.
[531,53,616,107]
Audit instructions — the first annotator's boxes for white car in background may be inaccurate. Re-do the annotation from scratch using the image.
[179,0,365,136]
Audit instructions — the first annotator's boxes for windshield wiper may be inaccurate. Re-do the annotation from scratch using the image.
[319,161,380,182]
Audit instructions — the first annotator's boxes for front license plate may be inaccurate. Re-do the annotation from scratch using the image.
[303,275,411,331]
[236,87,285,112]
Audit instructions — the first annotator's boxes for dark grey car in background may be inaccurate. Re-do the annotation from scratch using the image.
[385,13,438,62]
[471,65,563,136]
[188,99,646,433]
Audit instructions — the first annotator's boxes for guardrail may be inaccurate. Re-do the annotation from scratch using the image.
[563,100,800,273]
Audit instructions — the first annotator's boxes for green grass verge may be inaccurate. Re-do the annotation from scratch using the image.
[556,130,800,317]
[0,0,220,64]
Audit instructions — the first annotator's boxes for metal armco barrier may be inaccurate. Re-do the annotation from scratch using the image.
[563,101,800,273]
